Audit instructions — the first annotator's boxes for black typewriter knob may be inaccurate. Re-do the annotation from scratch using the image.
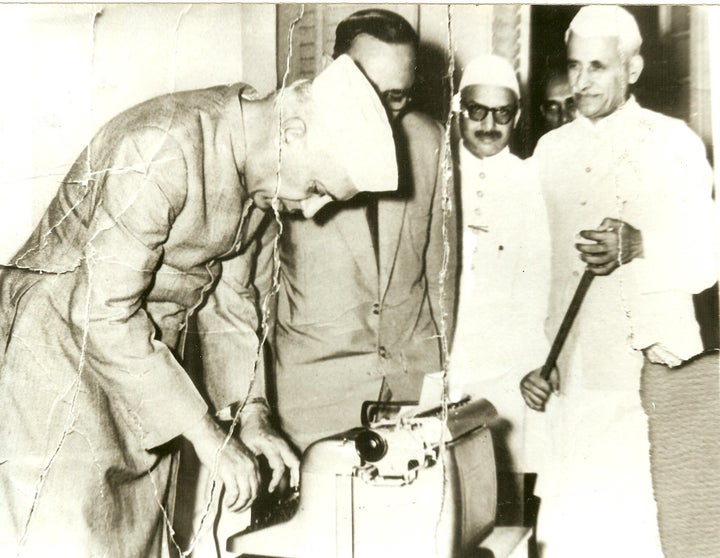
[355,429,388,462]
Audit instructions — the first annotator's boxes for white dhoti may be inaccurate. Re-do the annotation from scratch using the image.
[532,350,662,558]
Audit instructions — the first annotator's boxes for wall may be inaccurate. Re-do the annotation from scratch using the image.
[0,3,276,261]
[274,4,498,121]
[414,4,497,120]
[277,3,419,85]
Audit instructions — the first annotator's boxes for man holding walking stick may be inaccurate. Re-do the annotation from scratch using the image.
[520,6,716,557]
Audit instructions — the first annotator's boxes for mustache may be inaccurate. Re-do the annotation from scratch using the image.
[474,130,502,141]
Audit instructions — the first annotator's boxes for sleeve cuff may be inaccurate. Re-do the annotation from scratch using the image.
[131,367,210,450]
[216,397,270,422]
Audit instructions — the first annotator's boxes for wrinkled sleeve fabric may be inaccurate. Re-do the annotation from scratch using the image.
[632,123,718,295]
[627,123,718,357]
[251,216,280,352]
[196,223,270,415]
[83,129,208,450]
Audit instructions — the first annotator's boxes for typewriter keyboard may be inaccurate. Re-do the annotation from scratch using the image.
[244,492,300,533]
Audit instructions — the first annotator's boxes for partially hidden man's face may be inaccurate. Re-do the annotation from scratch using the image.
[253,129,359,218]
[255,148,358,219]
[459,84,517,160]
[252,33,416,218]
[541,77,576,129]
[347,34,416,120]
[566,33,637,122]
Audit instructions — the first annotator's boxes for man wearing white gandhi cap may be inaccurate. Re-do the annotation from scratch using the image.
[247,53,398,218]
[449,54,551,485]
[522,5,716,558]
[0,54,396,556]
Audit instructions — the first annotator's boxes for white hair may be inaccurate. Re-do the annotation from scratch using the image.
[565,5,642,58]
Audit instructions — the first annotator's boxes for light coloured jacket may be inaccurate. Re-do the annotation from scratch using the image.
[0,84,269,557]
[269,111,456,450]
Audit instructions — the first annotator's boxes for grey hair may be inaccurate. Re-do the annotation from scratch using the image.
[272,79,315,118]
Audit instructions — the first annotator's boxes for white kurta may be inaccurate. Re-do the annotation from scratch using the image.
[531,97,717,558]
[450,145,551,472]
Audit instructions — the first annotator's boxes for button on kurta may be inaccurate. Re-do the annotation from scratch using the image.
[378,346,388,358]
[372,303,380,315]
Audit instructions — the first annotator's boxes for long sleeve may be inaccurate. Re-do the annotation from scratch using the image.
[252,216,281,356]
[195,216,275,413]
[535,105,716,366]
[82,132,208,450]
[631,123,718,295]
[625,124,718,357]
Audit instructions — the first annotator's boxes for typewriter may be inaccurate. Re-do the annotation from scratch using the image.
[227,397,498,558]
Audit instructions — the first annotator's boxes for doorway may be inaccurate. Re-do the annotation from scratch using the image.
[527,5,677,151]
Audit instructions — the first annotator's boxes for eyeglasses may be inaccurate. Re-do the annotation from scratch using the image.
[542,97,576,117]
[381,88,413,110]
[460,102,518,125]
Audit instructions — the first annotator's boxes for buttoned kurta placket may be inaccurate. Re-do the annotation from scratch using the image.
[451,145,551,472]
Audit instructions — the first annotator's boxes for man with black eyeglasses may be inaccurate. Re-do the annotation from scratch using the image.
[266,9,456,453]
[449,54,550,481]
[539,69,577,132]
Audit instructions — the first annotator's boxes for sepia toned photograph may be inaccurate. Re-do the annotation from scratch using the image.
[0,4,718,558]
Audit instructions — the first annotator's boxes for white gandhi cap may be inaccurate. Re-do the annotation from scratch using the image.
[459,54,520,98]
[310,54,398,194]
[566,5,642,54]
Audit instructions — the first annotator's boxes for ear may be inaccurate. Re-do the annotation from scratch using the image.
[628,54,644,85]
[281,116,307,145]
[319,54,334,72]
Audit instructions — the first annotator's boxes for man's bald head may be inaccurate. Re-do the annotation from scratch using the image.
[334,9,417,120]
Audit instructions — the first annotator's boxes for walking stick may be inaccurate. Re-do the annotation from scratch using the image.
[540,269,595,381]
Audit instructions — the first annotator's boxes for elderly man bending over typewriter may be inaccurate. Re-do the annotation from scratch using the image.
[0,55,397,558]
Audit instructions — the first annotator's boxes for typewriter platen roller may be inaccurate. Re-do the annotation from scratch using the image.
[227,397,497,558]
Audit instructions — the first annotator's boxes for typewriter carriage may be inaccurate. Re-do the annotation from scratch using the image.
[227,398,497,558]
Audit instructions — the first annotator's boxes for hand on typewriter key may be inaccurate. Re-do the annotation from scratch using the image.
[240,402,301,493]
[183,412,261,512]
